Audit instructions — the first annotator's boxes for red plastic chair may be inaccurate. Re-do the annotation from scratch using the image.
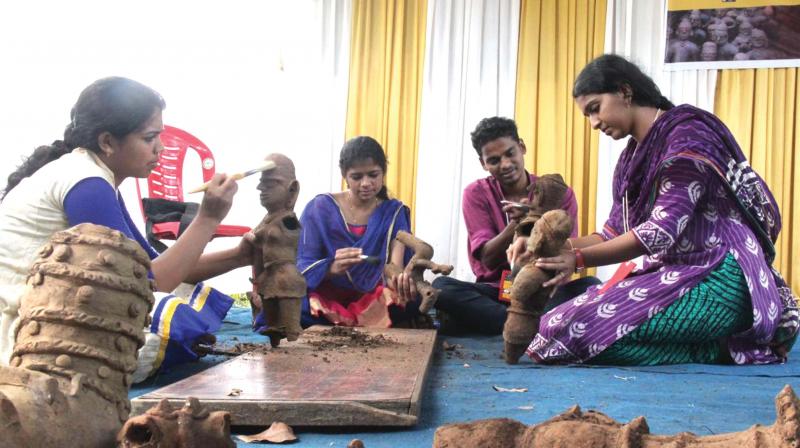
[136,125,251,241]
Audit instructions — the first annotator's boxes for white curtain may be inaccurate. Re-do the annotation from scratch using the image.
[594,0,717,280]
[181,0,353,293]
[414,0,520,282]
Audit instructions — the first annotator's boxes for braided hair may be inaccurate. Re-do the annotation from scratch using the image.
[2,77,165,199]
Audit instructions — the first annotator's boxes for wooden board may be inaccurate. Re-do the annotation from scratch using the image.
[131,325,437,426]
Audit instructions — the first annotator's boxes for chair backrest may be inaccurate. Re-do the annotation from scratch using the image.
[146,125,216,202]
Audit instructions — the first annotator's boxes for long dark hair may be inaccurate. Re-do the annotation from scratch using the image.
[338,136,389,200]
[2,77,165,199]
[572,54,674,110]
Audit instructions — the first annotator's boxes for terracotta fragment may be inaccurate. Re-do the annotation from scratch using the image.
[252,154,306,347]
[118,397,235,447]
[235,421,297,444]
[434,385,800,448]
[0,223,154,447]
[502,174,572,364]
[384,231,454,313]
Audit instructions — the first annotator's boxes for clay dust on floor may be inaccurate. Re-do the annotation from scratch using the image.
[308,326,395,351]
[217,327,396,355]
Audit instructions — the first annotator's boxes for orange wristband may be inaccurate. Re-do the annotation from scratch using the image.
[573,248,585,273]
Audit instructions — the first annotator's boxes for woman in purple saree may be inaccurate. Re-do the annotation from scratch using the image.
[297,136,419,327]
[521,54,798,365]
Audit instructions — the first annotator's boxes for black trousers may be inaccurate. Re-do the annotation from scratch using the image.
[432,275,602,335]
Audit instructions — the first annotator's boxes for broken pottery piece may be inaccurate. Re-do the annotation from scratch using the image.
[433,385,800,448]
[236,421,298,444]
[118,397,235,447]
[0,223,154,447]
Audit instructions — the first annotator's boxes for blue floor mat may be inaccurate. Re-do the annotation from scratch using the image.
[130,307,800,447]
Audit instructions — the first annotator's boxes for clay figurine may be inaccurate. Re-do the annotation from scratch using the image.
[748,28,784,60]
[732,20,753,53]
[117,397,234,447]
[503,174,571,364]
[383,231,454,313]
[688,10,707,45]
[503,210,572,364]
[513,173,569,238]
[710,26,739,60]
[433,385,800,448]
[252,153,306,347]
[700,41,718,62]
[0,223,155,447]
[666,19,699,62]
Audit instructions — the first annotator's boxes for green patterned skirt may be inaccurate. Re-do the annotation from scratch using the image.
[589,253,752,366]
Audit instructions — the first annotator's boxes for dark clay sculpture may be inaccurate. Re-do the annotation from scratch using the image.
[513,173,569,239]
[0,223,154,447]
[252,153,306,347]
[383,231,454,313]
[503,210,572,364]
[503,174,572,364]
[117,397,235,447]
[433,385,800,448]
[502,174,571,364]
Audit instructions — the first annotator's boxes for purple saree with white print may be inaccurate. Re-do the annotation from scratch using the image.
[527,104,799,365]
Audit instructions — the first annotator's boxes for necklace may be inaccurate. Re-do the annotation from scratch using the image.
[623,108,661,232]
[346,191,378,224]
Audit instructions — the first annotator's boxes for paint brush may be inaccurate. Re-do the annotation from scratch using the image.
[188,160,277,194]
[500,200,532,212]
[193,344,240,357]
[359,255,381,265]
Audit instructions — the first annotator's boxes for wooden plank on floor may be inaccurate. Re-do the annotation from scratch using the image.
[131,325,437,426]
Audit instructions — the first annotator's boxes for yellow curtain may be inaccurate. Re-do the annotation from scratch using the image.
[715,68,800,295]
[515,0,606,238]
[345,0,427,226]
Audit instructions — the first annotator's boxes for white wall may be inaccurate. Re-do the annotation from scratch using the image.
[0,0,349,293]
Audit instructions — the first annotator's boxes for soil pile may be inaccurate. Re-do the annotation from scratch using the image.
[308,327,394,351]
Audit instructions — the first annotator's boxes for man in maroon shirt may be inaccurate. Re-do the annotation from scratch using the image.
[432,116,599,334]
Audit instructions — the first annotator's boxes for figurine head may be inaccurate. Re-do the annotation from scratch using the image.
[527,209,572,258]
[739,19,753,37]
[751,28,768,49]
[257,153,300,213]
[676,20,692,41]
[701,42,718,61]
[734,34,752,53]
[712,26,729,45]
[689,10,702,28]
